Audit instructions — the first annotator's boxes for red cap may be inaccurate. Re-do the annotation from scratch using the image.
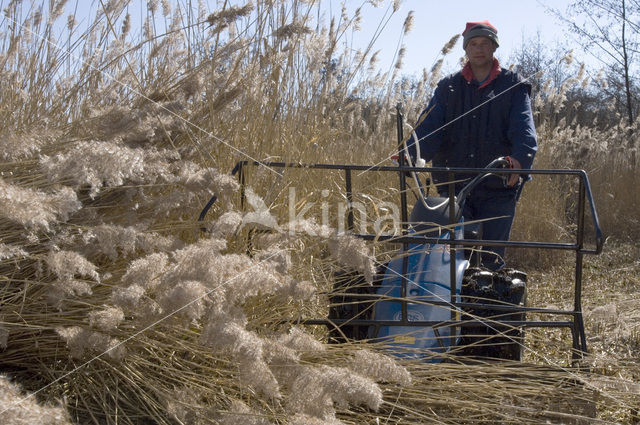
[463,20,498,35]
[462,20,499,48]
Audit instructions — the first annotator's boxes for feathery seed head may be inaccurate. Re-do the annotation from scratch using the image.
[46,250,99,282]
[161,0,171,17]
[274,23,312,39]
[206,4,254,29]
[395,46,406,70]
[562,50,574,65]
[278,327,324,352]
[111,284,146,311]
[159,280,209,321]
[121,13,131,38]
[88,306,125,331]
[0,243,27,260]
[403,11,414,35]
[210,211,242,238]
[0,376,72,423]
[441,34,460,55]
[349,350,411,385]
[328,233,376,283]
[0,180,81,231]
[121,252,169,289]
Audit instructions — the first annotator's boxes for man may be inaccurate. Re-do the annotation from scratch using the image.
[407,20,538,270]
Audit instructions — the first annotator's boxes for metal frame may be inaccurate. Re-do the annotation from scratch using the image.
[200,154,604,359]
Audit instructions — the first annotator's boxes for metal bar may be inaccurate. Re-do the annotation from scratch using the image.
[224,160,603,255]
[432,327,448,349]
[231,161,593,175]
[396,105,409,325]
[198,195,217,227]
[327,295,579,315]
[354,234,581,250]
[396,106,409,228]
[345,169,354,231]
[570,325,580,366]
[448,173,456,287]
[301,318,575,328]
[237,163,254,254]
[578,170,605,254]
[448,172,458,345]
[238,162,246,211]
[574,176,588,358]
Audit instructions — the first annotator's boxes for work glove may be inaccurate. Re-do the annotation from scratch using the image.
[504,156,522,187]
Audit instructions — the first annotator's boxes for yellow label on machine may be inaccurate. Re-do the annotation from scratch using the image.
[394,335,416,344]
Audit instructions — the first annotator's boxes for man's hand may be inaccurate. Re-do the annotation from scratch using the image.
[506,156,521,187]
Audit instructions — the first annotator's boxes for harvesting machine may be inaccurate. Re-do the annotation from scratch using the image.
[199,106,604,363]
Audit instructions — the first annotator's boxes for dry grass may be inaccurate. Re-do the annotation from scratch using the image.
[0,1,639,424]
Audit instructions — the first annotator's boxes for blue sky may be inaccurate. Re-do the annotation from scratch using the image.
[63,0,581,76]
[353,0,577,76]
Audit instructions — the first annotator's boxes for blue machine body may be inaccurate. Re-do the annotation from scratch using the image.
[371,159,508,360]
[373,222,469,361]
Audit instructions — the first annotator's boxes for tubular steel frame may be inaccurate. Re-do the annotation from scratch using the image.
[200,158,604,360]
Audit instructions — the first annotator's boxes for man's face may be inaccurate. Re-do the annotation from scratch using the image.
[465,37,496,68]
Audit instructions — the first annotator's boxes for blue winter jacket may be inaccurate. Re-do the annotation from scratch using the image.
[407,64,537,194]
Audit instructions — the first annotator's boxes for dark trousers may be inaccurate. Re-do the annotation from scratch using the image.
[460,188,521,270]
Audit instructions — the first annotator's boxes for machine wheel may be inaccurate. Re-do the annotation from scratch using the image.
[458,267,527,360]
[327,267,383,343]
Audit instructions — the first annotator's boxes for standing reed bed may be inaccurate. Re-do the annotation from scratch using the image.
[0,1,639,424]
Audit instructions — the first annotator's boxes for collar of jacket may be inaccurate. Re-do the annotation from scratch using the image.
[461,58,501,89]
